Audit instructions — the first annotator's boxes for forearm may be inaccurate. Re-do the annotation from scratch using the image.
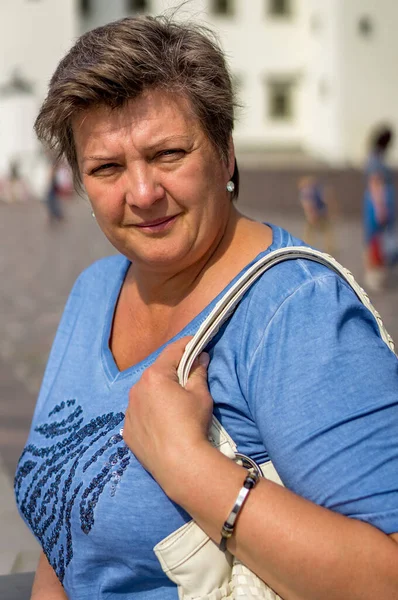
[31,552,67,600]
[167,442,398,600]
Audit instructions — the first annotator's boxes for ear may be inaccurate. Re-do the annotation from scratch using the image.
[227,136,235,177]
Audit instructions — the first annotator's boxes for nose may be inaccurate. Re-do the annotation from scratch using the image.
[124,163,165,209]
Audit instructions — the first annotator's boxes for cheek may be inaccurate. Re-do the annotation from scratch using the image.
[86,180,124,217]
[168,160,224,209]
[198,160,228,204]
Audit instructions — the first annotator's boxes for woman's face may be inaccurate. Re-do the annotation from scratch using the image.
[73,89,234,273]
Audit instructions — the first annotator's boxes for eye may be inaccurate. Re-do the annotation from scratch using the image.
[157,149,186,160]
[89,163,119,175]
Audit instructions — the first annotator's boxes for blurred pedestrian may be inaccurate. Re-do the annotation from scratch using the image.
[1,160,32,203]
[298,175,336,254]
[54,159,74,200]
[45,157,64,224]
[363,125,397,291]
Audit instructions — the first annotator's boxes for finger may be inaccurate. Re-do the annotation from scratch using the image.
[153,336,193,373]
[185,352,210,391]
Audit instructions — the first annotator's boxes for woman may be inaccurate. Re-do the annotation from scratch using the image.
[15,15,398,600]
[363,125,396,291]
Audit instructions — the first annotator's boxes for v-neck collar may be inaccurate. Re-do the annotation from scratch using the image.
[101,223,281,384]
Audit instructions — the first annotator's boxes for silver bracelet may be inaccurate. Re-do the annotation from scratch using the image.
[219,470,260,552]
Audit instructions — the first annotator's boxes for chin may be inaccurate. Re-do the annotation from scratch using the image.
[116,232,203,270]
[128,246,192,270]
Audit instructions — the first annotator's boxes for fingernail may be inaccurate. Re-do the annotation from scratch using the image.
[199,352,210,367]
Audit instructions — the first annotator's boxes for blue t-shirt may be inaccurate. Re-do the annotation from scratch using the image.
[15,224,398,599]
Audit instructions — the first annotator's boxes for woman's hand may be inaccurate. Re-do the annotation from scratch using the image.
[123,337,213,495]
[122,344,398,600]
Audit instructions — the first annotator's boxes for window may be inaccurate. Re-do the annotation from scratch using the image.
[267,79,295,121]
[211,0,234,17]
[128,0,149,12]
[268,0,291,17]
[80,0,91,18]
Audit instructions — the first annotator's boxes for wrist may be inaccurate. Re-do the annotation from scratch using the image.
[163,441,249,527]
[219,469,260,552]
[160,437,217,502]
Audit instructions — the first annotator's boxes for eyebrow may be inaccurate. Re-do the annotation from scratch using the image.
[82,155,119,167]
[145,135,192,151]
[82,135,193,167]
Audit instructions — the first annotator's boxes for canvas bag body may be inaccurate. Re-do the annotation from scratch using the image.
[153,247,395,600]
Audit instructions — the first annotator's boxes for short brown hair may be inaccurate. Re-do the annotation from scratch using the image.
[35,15,239,197]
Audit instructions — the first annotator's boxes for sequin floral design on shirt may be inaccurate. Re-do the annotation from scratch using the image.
[14,399,129,583]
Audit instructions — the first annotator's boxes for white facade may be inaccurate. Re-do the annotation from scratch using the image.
[300,0,345,164]
[0,0,76,179]
[337,0,398,165]
[301,0,398,165]
[1,0,398,171]
[78,0,398,166]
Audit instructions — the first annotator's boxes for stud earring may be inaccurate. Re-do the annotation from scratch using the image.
[91,211,96,219]
[226,180,235,193]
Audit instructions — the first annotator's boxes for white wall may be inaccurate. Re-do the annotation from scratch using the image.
[59,0,398,166]
[228,0,304,149]
[153,0,306,150]
[0,96,37,175]
[0,0,77,179]
[79,0,125,33]
[338,0,398,166]
[0,0,77,100]
[299,0,345,165]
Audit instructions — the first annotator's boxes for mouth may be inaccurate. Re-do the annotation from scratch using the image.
[132,214,179,232]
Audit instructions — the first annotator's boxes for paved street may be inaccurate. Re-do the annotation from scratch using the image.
[0,182,397,576]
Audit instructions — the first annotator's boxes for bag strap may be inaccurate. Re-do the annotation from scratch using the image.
[177,246,396,454]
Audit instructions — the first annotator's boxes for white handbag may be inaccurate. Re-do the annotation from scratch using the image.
[154,246,395,600]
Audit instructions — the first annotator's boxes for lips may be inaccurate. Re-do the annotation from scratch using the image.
[134,215,176,228]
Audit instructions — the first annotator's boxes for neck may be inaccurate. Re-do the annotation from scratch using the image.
[127,206,241,308]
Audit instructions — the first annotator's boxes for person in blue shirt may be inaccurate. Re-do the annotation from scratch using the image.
[15,15,398,600]
[363,125,397,291]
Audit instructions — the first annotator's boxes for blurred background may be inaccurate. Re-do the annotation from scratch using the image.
[1,0,398,587]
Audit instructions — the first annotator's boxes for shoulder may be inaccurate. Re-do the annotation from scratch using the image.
[243,258,357,358]
[244,224,356,321]
[77,254,128,286]
[33,254,129,413]
[232,225,390,366]
[53,254,129,329]
[239,230,395,388]
[71,254,129,300]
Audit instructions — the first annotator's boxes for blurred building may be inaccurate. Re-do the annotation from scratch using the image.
[77,0,398,168]
[1,0,398,176]
[0,0,76,180]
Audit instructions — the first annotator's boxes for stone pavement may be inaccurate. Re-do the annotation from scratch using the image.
[0,190,397,576]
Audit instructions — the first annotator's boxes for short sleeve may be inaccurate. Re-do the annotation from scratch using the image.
[248,274,398,534]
